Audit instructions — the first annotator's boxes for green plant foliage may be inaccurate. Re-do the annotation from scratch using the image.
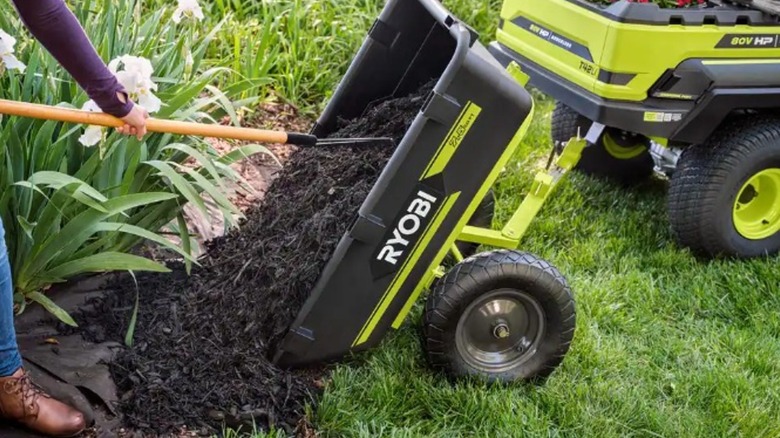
[0,0,270,324]
[157,0,386,114]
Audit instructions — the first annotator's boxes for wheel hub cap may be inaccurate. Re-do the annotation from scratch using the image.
[493,322,510,339]
[733,168,780,240]
[602,131,647,160]
[455,289,545,373]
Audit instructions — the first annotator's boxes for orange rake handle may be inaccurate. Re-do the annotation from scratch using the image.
[0,98,317,146]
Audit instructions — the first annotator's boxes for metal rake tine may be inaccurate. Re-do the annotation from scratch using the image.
[315,137,395,146]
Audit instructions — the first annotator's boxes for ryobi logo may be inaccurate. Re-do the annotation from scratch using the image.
[376,190,439,265]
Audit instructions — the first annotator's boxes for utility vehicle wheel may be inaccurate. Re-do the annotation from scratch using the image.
[454,189,495,258]
[422,250,575,383]
[551,102,654,183]
[668,115,780,258]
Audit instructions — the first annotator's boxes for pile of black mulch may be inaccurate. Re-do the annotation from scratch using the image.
[65,80,435,436]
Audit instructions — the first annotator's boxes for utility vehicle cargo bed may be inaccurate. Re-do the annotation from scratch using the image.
[489,0,780,144]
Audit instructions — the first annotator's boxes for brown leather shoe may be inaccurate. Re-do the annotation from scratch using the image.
[0,367,86,437]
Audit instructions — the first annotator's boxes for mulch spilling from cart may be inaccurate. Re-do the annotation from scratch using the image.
[61,80,435,436]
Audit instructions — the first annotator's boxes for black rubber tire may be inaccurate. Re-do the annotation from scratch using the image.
[422,249,575,383]
[454,189,495,258]
[551,101,655,184]
[667,114,780,258]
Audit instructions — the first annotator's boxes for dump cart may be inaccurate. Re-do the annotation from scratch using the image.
[272,0,584,383]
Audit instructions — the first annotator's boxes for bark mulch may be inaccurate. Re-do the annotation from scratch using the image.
[64,80,435,436]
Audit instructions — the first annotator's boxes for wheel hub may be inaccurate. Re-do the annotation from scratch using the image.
[733,168,780,240]
[492,321,510,339]
[455,289,545,373]
[602,130,647,160]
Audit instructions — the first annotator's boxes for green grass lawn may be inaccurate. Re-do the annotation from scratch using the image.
[296,96,780,438]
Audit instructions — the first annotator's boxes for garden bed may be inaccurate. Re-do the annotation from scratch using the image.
[170,100,311,255]
[55,80,434,436]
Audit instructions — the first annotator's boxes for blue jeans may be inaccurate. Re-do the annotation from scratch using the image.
[0,216,21,377]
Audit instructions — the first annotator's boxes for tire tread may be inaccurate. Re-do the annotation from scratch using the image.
[667,114,780,257]
[422,249,575,383]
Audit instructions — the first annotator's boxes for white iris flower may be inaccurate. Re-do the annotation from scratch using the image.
[108,55,162,113]
[78,55,161,146]
[0,29,26,74]
[78,101,105,147]
[172,0,205,23]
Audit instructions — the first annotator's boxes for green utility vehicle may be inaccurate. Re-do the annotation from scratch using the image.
[488,0,780,258]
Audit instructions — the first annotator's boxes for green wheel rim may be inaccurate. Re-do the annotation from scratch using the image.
[602,133,646,160]
[733,168,780,240]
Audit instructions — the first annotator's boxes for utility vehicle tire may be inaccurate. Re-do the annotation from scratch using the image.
[422,250,575,383]
[668,115,780,258]
[454,189,495,258]
[551,102,654,183]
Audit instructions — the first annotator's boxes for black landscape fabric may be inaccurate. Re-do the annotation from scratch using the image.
[66,80,436,435]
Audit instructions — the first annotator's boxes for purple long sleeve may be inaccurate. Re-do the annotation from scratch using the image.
[11,0,134,118]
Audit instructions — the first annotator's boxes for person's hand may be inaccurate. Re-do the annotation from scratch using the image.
[116,104,150,140]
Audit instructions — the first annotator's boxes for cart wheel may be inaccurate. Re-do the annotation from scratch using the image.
[668,115,780,258]
[551,102,654,183]
[453,189,495,258]
[422,250,575,383]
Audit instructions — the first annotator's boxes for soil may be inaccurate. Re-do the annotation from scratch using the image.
[66,80,435,436]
